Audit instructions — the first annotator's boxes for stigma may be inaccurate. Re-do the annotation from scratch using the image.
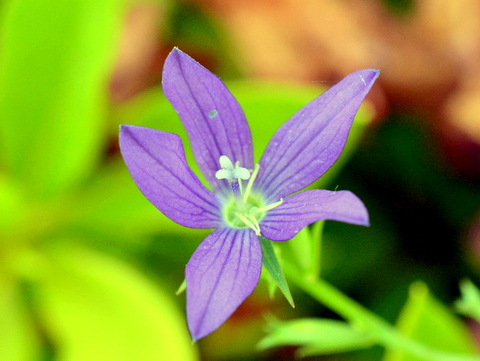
[215,155,250,182]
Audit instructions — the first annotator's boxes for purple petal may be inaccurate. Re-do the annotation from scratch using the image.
[162,48,253,194]
[186,228,261,341]
[255,69,379,202]
[260,189,369,241]
[120,125,221,229]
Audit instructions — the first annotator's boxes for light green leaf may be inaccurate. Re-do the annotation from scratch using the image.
[258,318,374,356]
[0,275,41,361]
[66,159,209,242]
[34,243,198,361]
[383,282,478,361]
[0,0,125,198]
[456,279,480,323]
[260,236,294,307]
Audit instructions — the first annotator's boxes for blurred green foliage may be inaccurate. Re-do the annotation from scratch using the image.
[0,0,197,360]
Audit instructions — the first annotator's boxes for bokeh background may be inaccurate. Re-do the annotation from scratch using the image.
[1,0,480,360]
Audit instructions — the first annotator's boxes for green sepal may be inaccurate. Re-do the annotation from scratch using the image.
[260,236,294,308]
[176,279,187,296]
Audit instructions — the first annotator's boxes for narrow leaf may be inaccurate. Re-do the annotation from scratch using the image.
[260,236,294,307]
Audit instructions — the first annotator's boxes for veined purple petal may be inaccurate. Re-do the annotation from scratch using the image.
[186,228,261,341]
[120,125,221,229]
[162,48,253,194]
[256,69,379,202]
[260,189,369,241]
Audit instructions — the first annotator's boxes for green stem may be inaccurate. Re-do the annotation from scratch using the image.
[283,263,480,361]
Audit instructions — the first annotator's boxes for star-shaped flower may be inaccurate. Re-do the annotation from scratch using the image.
[120,48,379,341]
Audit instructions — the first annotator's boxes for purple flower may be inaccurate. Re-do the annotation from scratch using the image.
[119,48,379,341]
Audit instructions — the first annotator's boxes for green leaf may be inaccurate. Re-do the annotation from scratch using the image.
[455,279,480,323]
[383,282,478,361]
[0,0,125,198]
[260,236,294,307]
[258,318,374,356]
[34,243,198,361]
[0,275,41,361]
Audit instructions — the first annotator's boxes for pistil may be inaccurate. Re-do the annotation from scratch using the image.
[230,180,245,213]
[216,155,251,213]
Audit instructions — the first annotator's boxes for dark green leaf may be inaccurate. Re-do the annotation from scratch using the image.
[260,236,294,307]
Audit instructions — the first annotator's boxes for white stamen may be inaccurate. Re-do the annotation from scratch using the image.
[243,164,260,203]
[237,213,261,236]
[257,198,283,213]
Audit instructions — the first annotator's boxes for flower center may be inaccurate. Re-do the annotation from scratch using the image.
[216,155,283,235]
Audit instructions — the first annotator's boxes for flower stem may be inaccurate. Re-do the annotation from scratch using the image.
[283,263,480,361]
